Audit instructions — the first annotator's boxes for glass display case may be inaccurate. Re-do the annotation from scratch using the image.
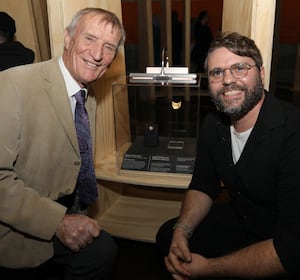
[112,75,203,175]
[91,75,212,242]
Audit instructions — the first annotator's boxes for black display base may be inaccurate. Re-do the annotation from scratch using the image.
[121,136,196,174]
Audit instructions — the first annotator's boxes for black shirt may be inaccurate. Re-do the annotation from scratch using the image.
[0,41,34,71]
[189,92,300,275]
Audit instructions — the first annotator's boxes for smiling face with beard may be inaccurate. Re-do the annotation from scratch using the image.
[207,47,265,119]
[211,75,264,118]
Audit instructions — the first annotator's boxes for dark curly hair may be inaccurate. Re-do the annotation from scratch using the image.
[204,32,263,71]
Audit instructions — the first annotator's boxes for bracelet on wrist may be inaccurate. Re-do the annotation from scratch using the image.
[173,222,194,239]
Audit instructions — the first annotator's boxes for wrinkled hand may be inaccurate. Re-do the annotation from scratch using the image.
[55,214,100,252]
[165,230,193,279]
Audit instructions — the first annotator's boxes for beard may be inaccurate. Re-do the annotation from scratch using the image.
[210,76,264,119]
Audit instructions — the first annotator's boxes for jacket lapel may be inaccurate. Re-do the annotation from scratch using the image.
[216,114,234,165]
[42,59,80,156]
[236,93,283,169]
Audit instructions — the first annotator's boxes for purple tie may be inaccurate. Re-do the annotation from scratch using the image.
[74,90,98,208]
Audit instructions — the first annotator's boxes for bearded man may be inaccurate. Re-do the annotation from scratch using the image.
[156,32,300,280]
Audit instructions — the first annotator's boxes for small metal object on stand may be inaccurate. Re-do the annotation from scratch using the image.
[129,47,197,84]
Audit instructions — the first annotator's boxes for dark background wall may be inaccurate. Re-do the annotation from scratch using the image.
[121,0,300,88]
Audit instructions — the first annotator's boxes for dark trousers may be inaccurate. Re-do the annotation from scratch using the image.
[48,230,118,280]
[1,230,117,280]
[155,202,292,279]
[156,202,260,258]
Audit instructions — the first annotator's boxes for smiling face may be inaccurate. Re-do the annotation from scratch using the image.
[63,12,122,87]
[207,47,265,118]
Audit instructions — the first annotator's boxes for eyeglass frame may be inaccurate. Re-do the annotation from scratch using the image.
[207,63,258,83]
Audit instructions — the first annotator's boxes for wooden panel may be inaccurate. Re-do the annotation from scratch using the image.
[222,0,252,37]
[0,0,50,62]
[89,181,123,220]
[88,180,184,242]
[31,0,51,61]
[222,0,276,90]
[90,181,183,242]
[46,0,66,57]
[250,0,276,91]
[97,196,181,242]
[97,187,237,242]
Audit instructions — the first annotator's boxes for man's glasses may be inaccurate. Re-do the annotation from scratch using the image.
[208,63,257,83]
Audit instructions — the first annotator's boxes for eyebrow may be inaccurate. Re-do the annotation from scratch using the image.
[81,32,118,48]
[104,42,117,48]
[210,62,253,69]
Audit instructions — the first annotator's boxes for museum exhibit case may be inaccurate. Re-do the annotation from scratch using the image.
[91,74,213,242]
[114,75,201,176]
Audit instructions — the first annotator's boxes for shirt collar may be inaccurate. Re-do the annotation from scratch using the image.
[58,56,86,98]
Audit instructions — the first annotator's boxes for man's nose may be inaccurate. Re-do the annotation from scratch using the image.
[222,68,236,84]
[90,44,103,62]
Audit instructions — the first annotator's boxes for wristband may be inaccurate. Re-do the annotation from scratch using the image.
[173,222,194,239]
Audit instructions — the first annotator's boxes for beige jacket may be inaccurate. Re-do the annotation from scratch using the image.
[0,57,96,268]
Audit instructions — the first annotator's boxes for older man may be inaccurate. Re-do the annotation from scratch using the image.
[0,7,125,280]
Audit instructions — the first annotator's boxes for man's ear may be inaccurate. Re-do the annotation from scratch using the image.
[64,28,70,50]
[260,66,265,84]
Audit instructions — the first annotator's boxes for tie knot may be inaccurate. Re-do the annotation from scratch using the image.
[74,90,86,104]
